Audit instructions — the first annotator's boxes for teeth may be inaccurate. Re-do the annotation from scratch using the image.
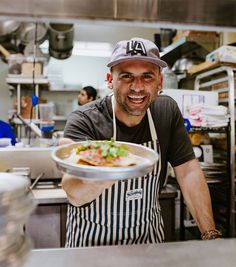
[128,95,144,99]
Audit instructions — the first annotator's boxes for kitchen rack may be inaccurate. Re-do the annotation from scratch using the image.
[179,125,231,240]
[6,75,49,138]
[194,66,235,237]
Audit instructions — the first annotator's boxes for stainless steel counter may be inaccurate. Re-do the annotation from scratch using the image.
[31,184,177,204]
[23,239,236,267]
[31,188,67,204]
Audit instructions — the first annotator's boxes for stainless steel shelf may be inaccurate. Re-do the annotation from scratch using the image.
[53,116,67,121]
[6,75,48,84]
[12,116,67,124]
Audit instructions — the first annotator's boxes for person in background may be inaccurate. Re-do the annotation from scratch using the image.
[77,86,97,106]
[61,37,221,247]
[0,120,16,145]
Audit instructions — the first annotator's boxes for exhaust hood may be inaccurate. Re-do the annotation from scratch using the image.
[0,0,236,31]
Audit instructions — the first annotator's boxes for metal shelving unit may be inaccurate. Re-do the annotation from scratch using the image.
[194,66,235,237]
[6,75,48,119]
[6,75,49,138]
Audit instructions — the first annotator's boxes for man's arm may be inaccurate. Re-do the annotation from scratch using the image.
[174,158,216,234]
[62,174,114,206]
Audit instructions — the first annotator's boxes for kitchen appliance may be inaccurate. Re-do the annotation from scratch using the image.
[0,147,62,179]
[48,23,74,60]
[19,22,48,46]
[0,172,35,267]
[171,57,203,74]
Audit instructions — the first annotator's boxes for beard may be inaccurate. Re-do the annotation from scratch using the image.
[114,91,158,116]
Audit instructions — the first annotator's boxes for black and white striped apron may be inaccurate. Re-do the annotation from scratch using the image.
[65,96,164,247]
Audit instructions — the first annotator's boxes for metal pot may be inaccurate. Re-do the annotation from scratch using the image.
[48,23,74,60]
[0,20,21,42]
[19,22,48,45]
[171,57,203,74]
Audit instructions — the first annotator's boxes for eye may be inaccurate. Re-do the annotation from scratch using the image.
[120,73,133,81]
[142,73,154,80]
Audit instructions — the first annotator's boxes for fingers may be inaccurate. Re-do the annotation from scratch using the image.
[58,137,73,146]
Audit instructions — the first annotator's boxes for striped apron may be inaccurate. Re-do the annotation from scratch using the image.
[65,96,164,247]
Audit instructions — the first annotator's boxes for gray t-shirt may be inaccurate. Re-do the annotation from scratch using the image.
[64,94,195,188]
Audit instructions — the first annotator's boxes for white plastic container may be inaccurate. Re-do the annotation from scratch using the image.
[38,102,55,121]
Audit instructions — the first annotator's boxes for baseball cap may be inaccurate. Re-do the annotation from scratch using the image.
[107,37,167,68]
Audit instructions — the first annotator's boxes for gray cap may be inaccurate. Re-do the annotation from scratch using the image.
[107,37,167,68]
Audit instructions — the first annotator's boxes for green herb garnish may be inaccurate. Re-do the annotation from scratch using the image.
[76,139,128,160]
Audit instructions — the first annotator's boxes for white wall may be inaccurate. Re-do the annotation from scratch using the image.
[47,55,110,90]
[74,24,158,44]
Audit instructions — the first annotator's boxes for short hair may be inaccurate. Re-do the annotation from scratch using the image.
[83,86,97,100]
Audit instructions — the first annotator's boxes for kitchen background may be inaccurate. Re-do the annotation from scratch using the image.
[0,0,236,250]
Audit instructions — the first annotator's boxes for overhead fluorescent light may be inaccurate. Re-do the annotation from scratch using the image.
[40,40,112,57]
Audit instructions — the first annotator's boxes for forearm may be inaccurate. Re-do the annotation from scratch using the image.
[62,174,114,206]
[175,159,215,234]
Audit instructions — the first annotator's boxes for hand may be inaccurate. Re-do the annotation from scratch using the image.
[58,137,73,146]
[62,174,115,206]
[59,138,115,205]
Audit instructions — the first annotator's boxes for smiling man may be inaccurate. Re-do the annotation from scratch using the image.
[61,37,221,247]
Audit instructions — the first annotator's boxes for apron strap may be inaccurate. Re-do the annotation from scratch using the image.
[111,94,117,141]
[111,94,158,143]
[147,108,158,141]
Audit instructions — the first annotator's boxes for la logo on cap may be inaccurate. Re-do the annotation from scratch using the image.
[126,40,147,56]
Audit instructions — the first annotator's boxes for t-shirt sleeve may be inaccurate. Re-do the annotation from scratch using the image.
[63,110,96,141]
[167,102,195,167]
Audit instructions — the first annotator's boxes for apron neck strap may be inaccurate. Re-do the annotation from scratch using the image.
[147,108,158,141]
[111,95,157,142]
[111,94,117,140]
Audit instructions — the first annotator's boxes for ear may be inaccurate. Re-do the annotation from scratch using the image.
[87,96,93,102]
[106,73,113,89]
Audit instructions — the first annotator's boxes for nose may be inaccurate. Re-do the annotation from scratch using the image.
[130,77,143,92]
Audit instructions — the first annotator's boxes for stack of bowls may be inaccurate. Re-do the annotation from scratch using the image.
[0,173,35,267]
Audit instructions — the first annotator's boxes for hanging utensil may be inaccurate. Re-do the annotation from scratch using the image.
[0,20,21,42]
[48,23,74,60]
[19,22,48,46]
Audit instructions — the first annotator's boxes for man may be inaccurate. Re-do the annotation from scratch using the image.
[61,37,221,247]
[77,86,97,105]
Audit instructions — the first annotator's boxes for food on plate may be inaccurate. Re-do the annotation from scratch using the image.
[74,140,138,167]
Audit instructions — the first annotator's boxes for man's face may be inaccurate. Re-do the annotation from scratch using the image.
[109,60,162,119]
[78,89,90,105]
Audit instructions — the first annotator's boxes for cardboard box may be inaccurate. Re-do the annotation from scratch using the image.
[21,62,42,76]
[162,89,218,118]
[172,30,217,44]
